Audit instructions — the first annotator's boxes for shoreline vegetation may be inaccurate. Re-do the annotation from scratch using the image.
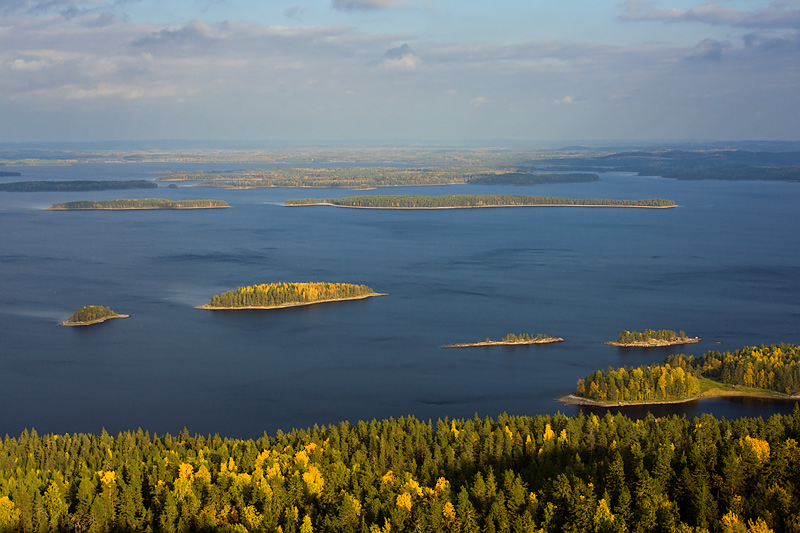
[562,342,800,407]
[48,198,229,210]
[444,333,563,348]
[604,328,700,347]
[60,305,128,327]
[197,282,384,310]
[285,194,676,209]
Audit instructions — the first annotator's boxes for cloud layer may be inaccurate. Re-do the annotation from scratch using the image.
[1,1,798,142]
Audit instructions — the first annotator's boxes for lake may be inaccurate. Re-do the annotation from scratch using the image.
[1,162,798,438]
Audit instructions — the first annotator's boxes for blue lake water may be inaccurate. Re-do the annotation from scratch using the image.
[1,162,799,438]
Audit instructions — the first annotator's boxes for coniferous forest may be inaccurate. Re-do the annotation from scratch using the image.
[2,410,800,532]
[61,305,123,325]
[49,199,229,210]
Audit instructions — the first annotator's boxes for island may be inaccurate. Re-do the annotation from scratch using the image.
[197,282,385,310]
[285,194,676,209]
[0,179,156,192]
[0,171,22,178]
[559,342,800,406]
[604,329,700,347]
[60,305,129,327]
[444,333,563,348]
[48,198,229,210]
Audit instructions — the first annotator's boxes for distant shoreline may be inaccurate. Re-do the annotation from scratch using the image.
[287,202,676,210]
[557,389,800,407]
[444,337,564,348]
[196,292,387,310]
[60,314,130,327]
[604,337,701,347]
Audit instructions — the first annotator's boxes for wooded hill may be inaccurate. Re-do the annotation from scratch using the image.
[1,409,800,532]
[0,180,156,192]
[285,195,676,209]
[606,329,698,346]
[203,282,378,308]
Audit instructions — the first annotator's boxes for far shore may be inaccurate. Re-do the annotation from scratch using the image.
[60,314,130,327]
[444,337,564,348]
[604,337,701,348]
[286,202,676,210]
[196,292,387,310]
[557,389,800,408]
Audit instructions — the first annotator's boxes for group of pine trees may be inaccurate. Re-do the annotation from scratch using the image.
[500,333,555,343]
[577,343,800,403]
[285,195,675,209]
[206,282,377,308]
[577,364,701,403]
[2,410,800,532]
[611,329,691,345]
[63,305,119,324]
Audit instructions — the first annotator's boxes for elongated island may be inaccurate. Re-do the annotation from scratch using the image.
[444,333,563,348]
[285,194,676,209]
[48,198,229,210]
[60,305,129,327]
[604,329,700,347]
[197,282,385,310]
[559,342,800,407]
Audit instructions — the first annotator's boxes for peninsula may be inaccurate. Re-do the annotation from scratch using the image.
[285,194,676,209]
[60,305,129,327]
[1,179,155,192]
[559,342,800,407]
[197,282,385,310]
[444,333,563,348]
[48,198,229,210]
[604,329,700,347]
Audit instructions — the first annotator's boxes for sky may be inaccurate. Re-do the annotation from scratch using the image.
[1,0,799,144]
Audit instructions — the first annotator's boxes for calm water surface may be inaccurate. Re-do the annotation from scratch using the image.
[1,163,799,437]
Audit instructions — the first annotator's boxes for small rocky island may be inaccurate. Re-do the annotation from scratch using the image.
[60,305,129,327]
[48,198,229,210]
[198,282,385,310]
[444,333,564,348]
[604,329,700,347]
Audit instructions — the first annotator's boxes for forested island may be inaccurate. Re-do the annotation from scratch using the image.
[285,195,676,209]
[605,329,700,347]
[157,167,599,189]
[565,343,800,406]
[444,333,563,348]
[48,199,229,210]
[59,305,128,326]
[2,409,800,532]
[198,282,384,309]
[0,180,156,192]
[0,171,22,177]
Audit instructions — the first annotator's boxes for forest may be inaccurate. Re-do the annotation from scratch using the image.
[156,168,599,189]
[576,343,800,404]
[61,305,124,326]
[2,409,800,532]
[48,199,229,210]
[0,180,156,192]
[606,329,698,347]
[203,282,379,309]
[284,195,676,209]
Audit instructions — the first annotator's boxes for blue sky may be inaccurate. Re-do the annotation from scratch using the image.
[1,0,799,143]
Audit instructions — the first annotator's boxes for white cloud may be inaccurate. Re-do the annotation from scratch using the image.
[375,43,420,70]
[553,95,576,105]
[470,96,489,107]
[332,0,401,11]
[619,0,800,30]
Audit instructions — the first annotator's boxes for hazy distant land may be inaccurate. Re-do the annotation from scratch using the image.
[0,180,156,192]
